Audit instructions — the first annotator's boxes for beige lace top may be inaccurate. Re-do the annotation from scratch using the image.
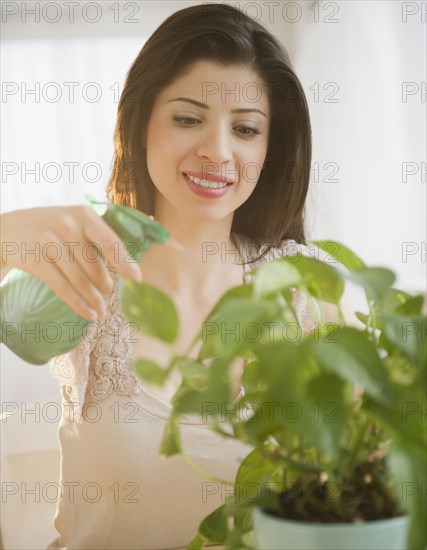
[47,234,321,550]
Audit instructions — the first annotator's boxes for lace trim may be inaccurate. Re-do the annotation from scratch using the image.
[50,266,143,423]
[50,237,322,423]
[49,332,93,423]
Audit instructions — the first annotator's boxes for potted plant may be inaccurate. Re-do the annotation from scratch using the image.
[120,241,426,550]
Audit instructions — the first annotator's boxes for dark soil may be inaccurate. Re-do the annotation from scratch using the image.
[267,461,403,524]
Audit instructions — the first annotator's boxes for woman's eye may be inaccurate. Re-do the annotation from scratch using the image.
[172,115,199,126]
[236,126,261,137]
[172,116,261,137]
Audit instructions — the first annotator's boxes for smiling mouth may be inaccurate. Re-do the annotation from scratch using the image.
[183,173,234,189]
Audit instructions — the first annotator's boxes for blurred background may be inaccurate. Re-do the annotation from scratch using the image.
[1,0,425,422]
[1,2,425,548]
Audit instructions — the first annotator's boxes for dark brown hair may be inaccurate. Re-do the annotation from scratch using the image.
[106,3,312,263]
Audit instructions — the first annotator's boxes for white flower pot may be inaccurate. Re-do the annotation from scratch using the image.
[253,507,410,550]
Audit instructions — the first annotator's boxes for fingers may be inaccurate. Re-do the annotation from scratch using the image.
[27,231,111,319]
[34,262,102,320]
[1,205,144,320]
[52,253,110,318]
[47,206,143,317]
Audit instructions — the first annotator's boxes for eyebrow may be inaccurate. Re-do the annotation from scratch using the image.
[166,97,268,118]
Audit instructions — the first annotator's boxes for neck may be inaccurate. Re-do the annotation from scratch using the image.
[139,205,243,299]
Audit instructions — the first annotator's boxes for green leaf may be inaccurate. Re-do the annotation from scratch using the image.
[186,533,207,550]
[382,314,427,365]
[374,288,421,316]
[159,412,182,458]
[313,240,366,271]
[395,295,425,316]
[233,506,253,534]
[346,268,395,301]
[134,359,169,386]
[247,340,348,459]
[253,261,300,298]
[234,406,287,444]
[121,280,179,343]
[238,340,317,443]
[253,339,315,404]
[368,290,423,332]
[171,386,208,416]
[225,523,254,550]
[241,358,265,394]
[199,298,279,360]
[234,448,284,507]
[204,283,254,322]
[199,504,229,543]
[364,396,425,453]
[387,442,427,550]
[312,327,393,405]
[305,374,347,459]
[282,255,344,303]
[355,311,369,325]
[172,357,233,418]
[176,357,209,390]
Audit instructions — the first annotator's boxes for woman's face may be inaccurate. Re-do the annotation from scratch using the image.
[144,60,271,223]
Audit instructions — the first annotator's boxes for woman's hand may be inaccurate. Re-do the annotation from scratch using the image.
[0,205,142,320]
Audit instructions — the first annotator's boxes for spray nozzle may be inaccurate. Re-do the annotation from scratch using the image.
[86,194,169,262]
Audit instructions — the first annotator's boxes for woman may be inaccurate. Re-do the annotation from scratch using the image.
[1,4,329,548]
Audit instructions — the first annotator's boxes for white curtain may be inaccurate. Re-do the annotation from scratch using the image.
[1,32,149,405]
[1,36,146,209]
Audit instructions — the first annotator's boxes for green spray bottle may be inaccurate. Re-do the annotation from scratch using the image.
[0,196,169,365]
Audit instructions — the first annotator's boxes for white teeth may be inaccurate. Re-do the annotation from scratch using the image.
[186,174,228,189]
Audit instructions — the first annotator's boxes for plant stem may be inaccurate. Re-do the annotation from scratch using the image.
[367,300,378,344]
[181,450,235,487]
[260,447,322,474]
[337,302,346,325]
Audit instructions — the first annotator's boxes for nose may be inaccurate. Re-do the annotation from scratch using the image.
[196,121,234,166]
